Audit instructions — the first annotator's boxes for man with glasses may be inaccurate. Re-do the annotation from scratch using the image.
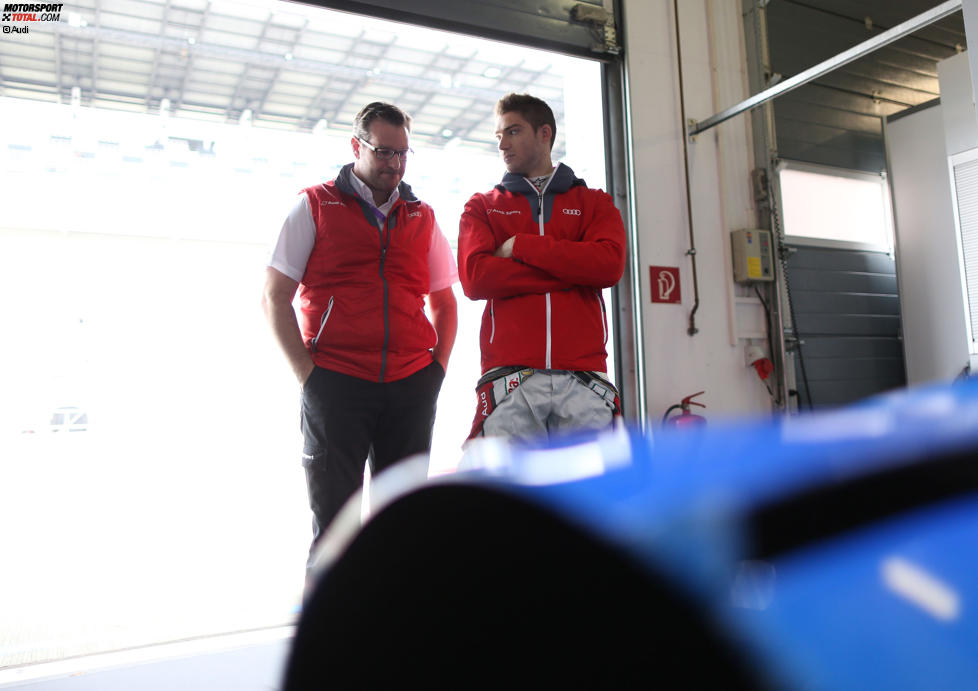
[263,102,457,575]
[458,93,625,443]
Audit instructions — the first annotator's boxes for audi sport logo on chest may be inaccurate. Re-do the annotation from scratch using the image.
[562,208,582,216]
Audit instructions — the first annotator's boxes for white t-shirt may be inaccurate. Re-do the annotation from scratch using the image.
[268,178,458,292]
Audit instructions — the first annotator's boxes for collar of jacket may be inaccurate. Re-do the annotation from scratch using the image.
[334,162,420,204]
[495,162,585,195]
[333,162,420,229]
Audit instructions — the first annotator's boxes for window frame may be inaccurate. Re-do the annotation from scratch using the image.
[776,159,896,253]
[947,146,978,356]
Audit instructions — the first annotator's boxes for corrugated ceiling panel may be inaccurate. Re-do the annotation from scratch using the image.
[766,0,963,172]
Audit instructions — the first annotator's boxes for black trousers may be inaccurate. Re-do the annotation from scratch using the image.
[300,360,445,559]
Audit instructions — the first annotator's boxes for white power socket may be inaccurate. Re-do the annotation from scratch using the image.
[745,344,765,367]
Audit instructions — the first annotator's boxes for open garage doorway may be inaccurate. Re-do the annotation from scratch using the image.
[0,0,611,669]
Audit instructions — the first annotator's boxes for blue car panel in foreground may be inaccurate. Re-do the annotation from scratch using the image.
[287,378,978,689]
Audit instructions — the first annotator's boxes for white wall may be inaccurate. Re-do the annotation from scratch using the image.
[622,0,772,421]
[885,51,977,385]
[887,105,970,384]
[938,52,978,157]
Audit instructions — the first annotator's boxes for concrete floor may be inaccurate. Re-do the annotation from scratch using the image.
[0,627,294,691]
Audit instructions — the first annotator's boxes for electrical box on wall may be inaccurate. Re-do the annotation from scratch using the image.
[731,229,774,283]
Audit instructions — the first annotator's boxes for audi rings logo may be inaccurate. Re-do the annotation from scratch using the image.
[562,208,582,216]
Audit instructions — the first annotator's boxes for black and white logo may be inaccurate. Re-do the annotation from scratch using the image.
[2,3,63,24]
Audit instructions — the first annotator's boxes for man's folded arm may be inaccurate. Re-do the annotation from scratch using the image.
[458,200,572,299]
[511,192,626,288]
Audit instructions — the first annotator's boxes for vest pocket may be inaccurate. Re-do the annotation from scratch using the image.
[489,298,496,344]
[595,291,607,345]
[310,295,334,353]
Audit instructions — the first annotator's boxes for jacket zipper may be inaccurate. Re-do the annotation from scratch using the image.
[310,295,334,353]
[378,216,391,383]
[528,173,555,369]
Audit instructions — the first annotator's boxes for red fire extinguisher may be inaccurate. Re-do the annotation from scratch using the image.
[662,391,706,428]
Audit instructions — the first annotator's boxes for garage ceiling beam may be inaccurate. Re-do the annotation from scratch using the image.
[51,22,512,105]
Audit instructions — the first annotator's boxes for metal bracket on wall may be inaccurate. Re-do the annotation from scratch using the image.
[570,2,621,55]
[752,168,768,203]
[570,3,610,23]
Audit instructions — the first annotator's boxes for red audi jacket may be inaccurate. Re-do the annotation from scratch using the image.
[458,163,626,374]
[300,163,436,383]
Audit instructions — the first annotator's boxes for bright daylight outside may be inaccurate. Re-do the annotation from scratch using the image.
[0,0,609,668]
[779,165,893,249]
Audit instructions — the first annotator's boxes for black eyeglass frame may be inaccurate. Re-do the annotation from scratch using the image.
[357,137,413,161]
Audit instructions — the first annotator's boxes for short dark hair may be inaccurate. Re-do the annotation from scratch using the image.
[495,93,557,151]
[353,102,412,141]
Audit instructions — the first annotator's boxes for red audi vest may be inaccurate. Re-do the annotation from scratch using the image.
[299,165,436,382]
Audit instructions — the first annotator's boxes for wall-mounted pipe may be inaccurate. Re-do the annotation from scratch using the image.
[673,0,700,336]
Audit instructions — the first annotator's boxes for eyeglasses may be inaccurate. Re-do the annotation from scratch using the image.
[357,137,413,161]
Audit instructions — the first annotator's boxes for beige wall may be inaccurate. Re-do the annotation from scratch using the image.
[621,0,774,421]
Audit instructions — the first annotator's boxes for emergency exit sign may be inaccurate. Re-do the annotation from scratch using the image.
[650,266,681,304]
